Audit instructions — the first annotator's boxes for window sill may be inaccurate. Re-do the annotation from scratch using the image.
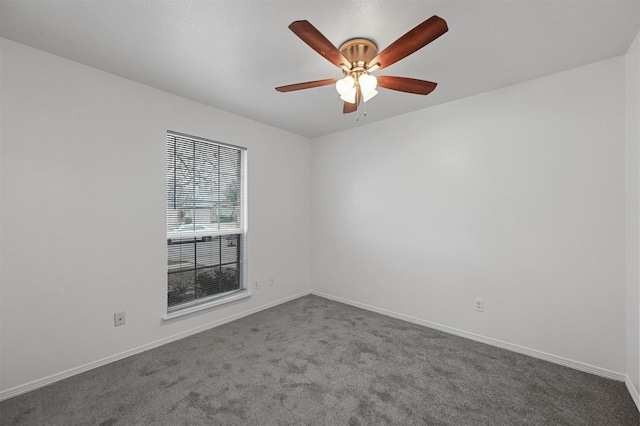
[163,289,251,320]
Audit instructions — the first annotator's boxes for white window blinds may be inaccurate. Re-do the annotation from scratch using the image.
[166,131,246,311]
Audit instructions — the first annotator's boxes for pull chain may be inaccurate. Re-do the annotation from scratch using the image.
[356,100,368,121]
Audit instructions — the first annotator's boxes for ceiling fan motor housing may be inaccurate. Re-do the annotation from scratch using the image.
[338,38,378,72]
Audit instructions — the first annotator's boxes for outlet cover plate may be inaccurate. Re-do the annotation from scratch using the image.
[114,312,126,326]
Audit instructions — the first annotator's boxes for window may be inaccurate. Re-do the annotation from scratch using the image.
[166,131,246,314]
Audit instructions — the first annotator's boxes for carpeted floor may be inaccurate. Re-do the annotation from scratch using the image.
[1,294,638,425]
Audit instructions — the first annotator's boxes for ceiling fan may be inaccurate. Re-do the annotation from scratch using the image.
[275,16,448,114]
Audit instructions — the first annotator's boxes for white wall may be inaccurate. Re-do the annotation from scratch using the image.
[0,39,312,395]
[626,29,640,404]
[311,57,627,376]
[1,33,637,403]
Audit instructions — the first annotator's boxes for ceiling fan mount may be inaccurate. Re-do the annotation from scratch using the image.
[338,38,378,69]
[275,16,448,114]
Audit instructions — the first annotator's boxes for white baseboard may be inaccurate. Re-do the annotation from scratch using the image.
[3,289,636,411]
[0,291,311,401]
[311,291,629,384]
[626,376,640,411]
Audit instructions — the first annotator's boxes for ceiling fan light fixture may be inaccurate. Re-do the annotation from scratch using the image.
[340,86,357,104]
[335,75,354,96]
[358,73,377,93]
[362,89,378,103]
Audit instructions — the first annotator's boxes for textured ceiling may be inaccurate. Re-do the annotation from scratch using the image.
[1,1,639,138]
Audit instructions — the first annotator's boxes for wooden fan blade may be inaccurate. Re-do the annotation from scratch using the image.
[376,76,437,95]
[289,20,350,69]
[342,87,361,114]
[343,101,357,114]
[275,78,338,92]
[368,16,448,71]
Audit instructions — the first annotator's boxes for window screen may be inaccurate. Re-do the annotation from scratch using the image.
[166,132,246,311]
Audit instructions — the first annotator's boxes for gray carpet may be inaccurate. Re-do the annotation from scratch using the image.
[1,295,638,425]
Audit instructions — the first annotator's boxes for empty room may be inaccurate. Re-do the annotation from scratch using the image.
[1,0,640,424]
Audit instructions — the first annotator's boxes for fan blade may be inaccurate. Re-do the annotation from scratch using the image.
[368,16,448,71]
[289,20,350,69]
[376,76,437,95]
[343,101,357,114]
[342,87,361,114]
[275,78,338,92]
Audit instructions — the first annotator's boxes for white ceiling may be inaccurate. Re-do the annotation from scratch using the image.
[1,1,639,138]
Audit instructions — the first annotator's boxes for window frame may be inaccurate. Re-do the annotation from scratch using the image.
[164,131,248,319]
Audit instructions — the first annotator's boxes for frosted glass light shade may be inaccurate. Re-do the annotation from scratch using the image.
[362,89,378,103]
[335,76,354,96]
[358,73,377,93]
[340,87,357,104]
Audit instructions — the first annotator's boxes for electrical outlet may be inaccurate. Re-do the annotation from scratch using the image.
[475,298,484,312]
[114,312,126,326]
[254,279,259,289]
[268,277,274,286]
